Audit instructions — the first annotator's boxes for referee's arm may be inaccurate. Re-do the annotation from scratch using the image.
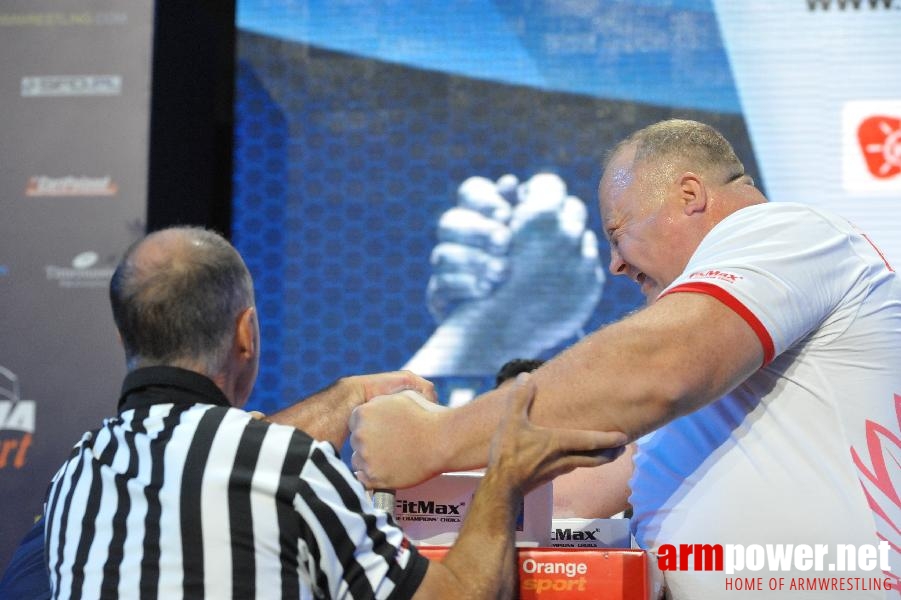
[410,374,625,599]
[270,371,436,449]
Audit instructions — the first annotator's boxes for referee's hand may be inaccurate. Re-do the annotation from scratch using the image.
[486,373,627,495]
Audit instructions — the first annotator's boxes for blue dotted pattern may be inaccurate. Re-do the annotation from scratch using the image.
[232,32,760,414]
[232,63,287,413]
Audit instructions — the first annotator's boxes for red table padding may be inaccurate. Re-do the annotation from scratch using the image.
[418,547,652,599]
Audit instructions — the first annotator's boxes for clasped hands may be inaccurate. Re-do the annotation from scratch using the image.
[349,373,627,493]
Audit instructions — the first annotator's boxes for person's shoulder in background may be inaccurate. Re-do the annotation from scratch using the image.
[0,515,50,600]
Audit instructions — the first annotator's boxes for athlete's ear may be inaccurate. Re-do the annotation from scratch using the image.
[678,172,707,216]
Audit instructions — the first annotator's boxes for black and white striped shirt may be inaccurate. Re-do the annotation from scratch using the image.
[44,367,428,599]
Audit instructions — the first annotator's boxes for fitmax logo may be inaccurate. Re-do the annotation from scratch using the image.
[689,269,743,284]
[552,528,600,541]
[397,500,464,515]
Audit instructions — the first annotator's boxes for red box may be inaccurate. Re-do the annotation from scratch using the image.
[418,547,652,599]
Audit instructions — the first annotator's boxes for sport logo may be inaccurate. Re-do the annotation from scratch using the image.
[20,75,122,97]
[397,499,463,515]
[552,528,599,542]
[849,393,901,589]
[394,498,467,525]
[689,269,743,284]
[843,101,901,192]
[45,251,116,289]
[0,365,35,470]
[549,527,606,549]
[520,557,589,594]
[26,175,118,197]
[656,541,894,592]
[857,115,901,179]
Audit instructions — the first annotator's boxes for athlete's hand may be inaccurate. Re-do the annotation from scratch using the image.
[349,390,449,489]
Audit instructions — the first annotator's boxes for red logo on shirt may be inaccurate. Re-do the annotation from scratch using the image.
[857,116,901,179]
[849,393,901,587]
[688,270,743,284]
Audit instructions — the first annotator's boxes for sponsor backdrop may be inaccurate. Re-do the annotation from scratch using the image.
[232,1,900,450]
[0,2,152,570]
[1,0,897,580]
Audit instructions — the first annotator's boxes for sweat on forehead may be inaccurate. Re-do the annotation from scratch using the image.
[598,142,669,209]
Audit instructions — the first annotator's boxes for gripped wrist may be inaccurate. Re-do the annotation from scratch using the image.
[333,376,365,414]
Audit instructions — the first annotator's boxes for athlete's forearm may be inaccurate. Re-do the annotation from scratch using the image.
[436,388,510,472]
[435,293,765,475]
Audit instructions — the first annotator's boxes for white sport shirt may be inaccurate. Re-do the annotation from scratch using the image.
[630,202,901,599]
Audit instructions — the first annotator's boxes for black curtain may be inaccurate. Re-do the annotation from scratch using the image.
[147,0,236,236]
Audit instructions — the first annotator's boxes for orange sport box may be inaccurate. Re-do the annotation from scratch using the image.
[418,547,655,599]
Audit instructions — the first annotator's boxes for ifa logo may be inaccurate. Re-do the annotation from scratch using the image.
[0,365,35,470]
[843,102,901,192]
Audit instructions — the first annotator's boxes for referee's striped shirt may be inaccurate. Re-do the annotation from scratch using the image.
[44,366,428,599]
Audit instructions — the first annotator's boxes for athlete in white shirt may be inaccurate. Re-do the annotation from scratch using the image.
[632,201,899,597]
[349,119,901,598]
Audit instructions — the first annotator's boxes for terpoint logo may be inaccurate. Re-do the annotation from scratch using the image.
[45,251,116,289]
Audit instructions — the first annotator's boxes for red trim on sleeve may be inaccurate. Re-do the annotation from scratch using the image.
[661,281,776,366]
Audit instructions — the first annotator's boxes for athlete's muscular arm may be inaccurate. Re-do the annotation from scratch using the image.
[350,291,763,490]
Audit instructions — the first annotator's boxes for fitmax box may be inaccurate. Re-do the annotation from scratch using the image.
[393,471,552,546]
[550,517,632,549]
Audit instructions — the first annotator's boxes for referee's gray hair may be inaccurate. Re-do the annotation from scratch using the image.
[109,227,255,373]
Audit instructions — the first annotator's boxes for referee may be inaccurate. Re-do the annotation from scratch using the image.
[41,226,620,599]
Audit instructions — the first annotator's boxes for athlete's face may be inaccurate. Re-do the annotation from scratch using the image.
[599,146,692,304]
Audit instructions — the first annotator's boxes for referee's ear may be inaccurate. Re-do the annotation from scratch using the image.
[234,306,258,362]
[231,306,259,408]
